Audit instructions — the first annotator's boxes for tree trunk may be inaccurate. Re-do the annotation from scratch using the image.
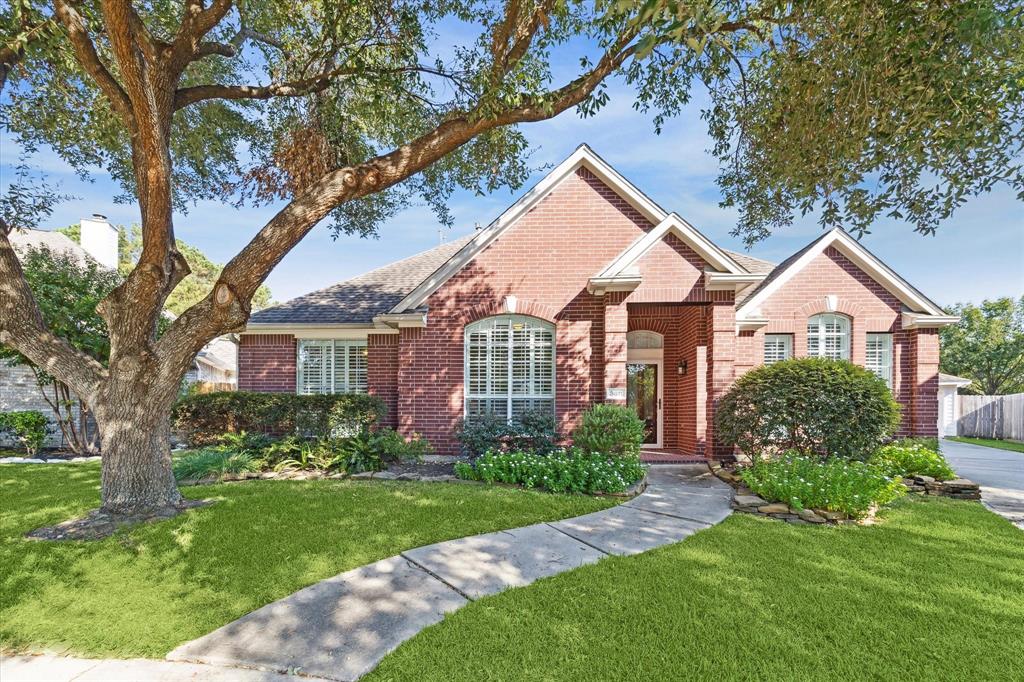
[95,373,183,516]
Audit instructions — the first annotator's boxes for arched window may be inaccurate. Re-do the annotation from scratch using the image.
[807,313,850,360]
[465,315,555,421]
[627,330,664,349]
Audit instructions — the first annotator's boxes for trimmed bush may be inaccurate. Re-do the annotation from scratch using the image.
[172,392,386,446]
[456,409,560,457]
[571,403,646,459]
[455,449,646,494]
[740,453,906,518]
[0,410,49,456]
[870,442,956,481]
[715,358,901,461]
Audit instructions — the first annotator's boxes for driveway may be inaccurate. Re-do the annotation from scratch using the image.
[941,438,1024,529]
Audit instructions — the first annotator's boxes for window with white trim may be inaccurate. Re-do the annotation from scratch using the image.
[297,340,368,394]
[763,334,793,364]
[866,333,893,388]
[465,315,555,421]
[627,330,663,349]
[807,314,850,360]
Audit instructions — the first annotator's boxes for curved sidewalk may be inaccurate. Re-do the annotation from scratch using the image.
[166,464,733,681]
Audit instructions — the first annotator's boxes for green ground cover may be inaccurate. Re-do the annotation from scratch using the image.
[947,436,1024,454]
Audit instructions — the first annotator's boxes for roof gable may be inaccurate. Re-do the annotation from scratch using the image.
[736,228,947,319]
[390,144,688,314]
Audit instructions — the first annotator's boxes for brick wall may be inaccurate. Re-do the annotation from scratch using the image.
[737,246,935,436]
[238,334,296,393]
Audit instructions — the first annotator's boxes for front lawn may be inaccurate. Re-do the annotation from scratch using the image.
[947,436,1024,454]
[369,498,1024,681]
[0,462,616,658]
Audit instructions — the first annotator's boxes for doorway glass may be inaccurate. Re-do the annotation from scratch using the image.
[626,363,658,445]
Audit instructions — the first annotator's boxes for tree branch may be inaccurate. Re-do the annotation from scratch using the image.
[52,0,133,124]
[0,231,106,399]
[157,29,642,365]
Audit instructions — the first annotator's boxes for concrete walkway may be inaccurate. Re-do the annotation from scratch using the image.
[161,465,732,681]
[942,438,1024,529]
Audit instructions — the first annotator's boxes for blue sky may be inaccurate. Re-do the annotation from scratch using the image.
[3,80,1022,308]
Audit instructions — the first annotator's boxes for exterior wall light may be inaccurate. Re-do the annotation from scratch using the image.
[677,359,688,375]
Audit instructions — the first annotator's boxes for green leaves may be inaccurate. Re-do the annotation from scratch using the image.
[940,297,1024,395]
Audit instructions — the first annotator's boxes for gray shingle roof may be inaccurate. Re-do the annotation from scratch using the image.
[249,234,477,325]
[723,249,775,274]
[10,228,91,265]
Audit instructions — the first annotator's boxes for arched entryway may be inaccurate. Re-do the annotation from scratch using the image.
[626,330,664,448]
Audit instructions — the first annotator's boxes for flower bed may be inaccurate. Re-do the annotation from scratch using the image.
[869,442,956,481]
[455,450,646,495]
[738,453,905,519]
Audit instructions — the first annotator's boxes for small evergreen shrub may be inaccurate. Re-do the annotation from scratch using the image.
[172,392,386,445]
[173,448,260,482]
[715,358,901,461]
[870,442,956,481]
[455,449,646,494]
[371,428,433,463]
[456,409,560,456]
[740,453,906,518]
[0,410,49,456]
[571,404,646,459]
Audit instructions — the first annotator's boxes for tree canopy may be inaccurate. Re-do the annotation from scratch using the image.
[3,1,1021,245]
[941,297,1024,395]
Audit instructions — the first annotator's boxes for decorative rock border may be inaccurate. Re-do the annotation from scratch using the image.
[902,475,982,500]
[0,455,101,465]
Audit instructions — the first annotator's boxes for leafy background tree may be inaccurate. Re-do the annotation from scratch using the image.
[941,297,1024,395]
[0,245,120,453]
[0,0,1020,521]
[57,223,272,315]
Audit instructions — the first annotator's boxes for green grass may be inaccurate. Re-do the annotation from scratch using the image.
[947,436,1024,454]
[369,498,1024,682]
[0,462,615,658]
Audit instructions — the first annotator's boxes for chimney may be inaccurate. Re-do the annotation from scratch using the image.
[80,214,118,270]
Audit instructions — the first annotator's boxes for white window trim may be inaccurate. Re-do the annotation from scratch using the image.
[807,313,851,361]
[866,333,894,388]
[296,339,368,395]
[763,334,793,365]
[464,315,555,421]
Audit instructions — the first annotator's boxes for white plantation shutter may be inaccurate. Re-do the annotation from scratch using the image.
[297,339,368,394]
[763,334,792,364]
[465,315,554,421]
[866,333,893,388]
[807,314,850,360]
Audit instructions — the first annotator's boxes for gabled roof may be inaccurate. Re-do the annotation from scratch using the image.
[736,228,949,320]
[248,234,475,325]
[390,144,709,314]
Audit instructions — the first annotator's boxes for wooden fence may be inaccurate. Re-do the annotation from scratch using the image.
[958,393,1024,441]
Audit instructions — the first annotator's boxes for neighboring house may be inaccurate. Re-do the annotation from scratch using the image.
[186,336,238,388]
[2,218,237,449]
[238,145,958,456]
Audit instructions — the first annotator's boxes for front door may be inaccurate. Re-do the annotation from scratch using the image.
[627,362,660,446]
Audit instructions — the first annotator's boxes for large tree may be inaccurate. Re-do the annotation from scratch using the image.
[0,0,1021,519]
[941,297,1024,395]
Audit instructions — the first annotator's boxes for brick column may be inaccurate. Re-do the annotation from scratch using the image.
[367,333,399,428]
[705,301,736,458]
[910,328,940,437]
[602,292,628,404]
[396,327,423,438]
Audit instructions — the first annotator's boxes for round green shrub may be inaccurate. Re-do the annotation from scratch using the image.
[0,410,49,456]
[715,357,901,460]
[571,403,646,459]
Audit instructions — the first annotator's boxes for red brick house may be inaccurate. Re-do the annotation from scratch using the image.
[239,145,957,457]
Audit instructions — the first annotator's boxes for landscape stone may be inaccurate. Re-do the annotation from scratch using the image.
[798,508,826,523]
[757,503,790,514]
[734,494,767,508]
